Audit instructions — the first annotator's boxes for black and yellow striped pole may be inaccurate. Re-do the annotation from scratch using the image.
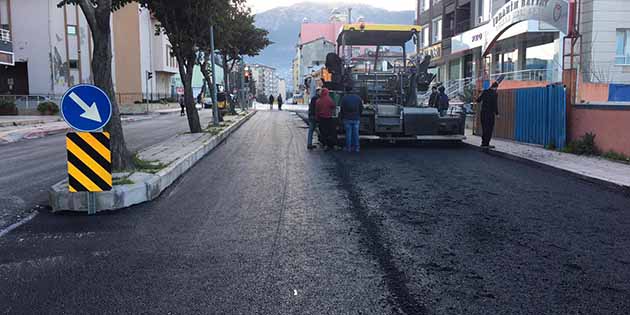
[66,132,112,214]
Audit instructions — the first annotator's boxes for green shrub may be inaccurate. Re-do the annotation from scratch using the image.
[0,99,18,115]
[563,132,598,155]
[37,101,59,115]
[602,150,630,164]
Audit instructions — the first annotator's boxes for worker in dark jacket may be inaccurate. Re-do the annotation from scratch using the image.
[476,82,500,148]
[268,94,274,110]
[307,88,321,150]
[315,88,337,151]
[437,86,449,116]
[277,94,283,111]
[339,87,364,152]
[428,86,439,108]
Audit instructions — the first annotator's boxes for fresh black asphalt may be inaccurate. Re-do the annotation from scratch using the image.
[1,110,629,314]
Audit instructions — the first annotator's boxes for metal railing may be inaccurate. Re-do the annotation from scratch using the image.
[0,29,10,42]
[488,69,556,82]
[0,92,179,110]
[0,95,61,109]
[417,69,559,105]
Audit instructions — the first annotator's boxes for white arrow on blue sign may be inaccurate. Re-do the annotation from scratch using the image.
[61,84,113,132]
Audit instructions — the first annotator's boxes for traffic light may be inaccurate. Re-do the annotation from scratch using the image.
[147,71,153,81]
[244,70,251,83]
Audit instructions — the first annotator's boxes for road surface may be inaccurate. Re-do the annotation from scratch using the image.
[0,111,212,231]
[1,111,630,314]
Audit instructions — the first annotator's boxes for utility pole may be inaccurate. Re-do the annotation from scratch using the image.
[210,25,219,126]
[239,58,246,111]
[348,7,353,58]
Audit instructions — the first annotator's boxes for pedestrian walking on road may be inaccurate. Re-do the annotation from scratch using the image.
[316,88,337,151]
[339,87,363,153]
[307,88,321,150]
[476,81,500,148]
[277,94,283,111]
[268,95,275,111]
[428,86,439,108]
[179,95,185,116]
[437,86,449,116]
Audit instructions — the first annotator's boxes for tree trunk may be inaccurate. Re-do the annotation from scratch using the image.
[177,52,202,133]
[83,1,133,171]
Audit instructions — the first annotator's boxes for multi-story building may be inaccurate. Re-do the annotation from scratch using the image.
[278,78,286,101]
[0,2,177,103]
[291,56,300,93]
[250,63,277,99]
[113,3,179,103]
[292,12,347,94]
[416,0,565,86]
[0,0,13,69]
[579,0,630,84]
[298,37,336,88]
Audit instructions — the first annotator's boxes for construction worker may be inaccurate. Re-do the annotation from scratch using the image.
[476,82,499,148]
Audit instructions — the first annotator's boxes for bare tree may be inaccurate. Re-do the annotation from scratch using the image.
[58,0,134,170]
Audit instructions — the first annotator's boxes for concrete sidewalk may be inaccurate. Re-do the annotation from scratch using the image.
[0,115,61,128]
[0,113,170,144]
[464,131,630,192]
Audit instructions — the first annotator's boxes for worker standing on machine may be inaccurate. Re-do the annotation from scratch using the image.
[437,86,449,116]
[428,86,439,108]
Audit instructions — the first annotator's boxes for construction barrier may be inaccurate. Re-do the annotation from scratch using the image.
[475,84,566,148]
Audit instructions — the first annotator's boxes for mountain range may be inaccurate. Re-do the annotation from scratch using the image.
[250,2,415,88]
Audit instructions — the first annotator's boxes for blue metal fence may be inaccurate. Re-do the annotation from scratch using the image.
[514,85,566,148]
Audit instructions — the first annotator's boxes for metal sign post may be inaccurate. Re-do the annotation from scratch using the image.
[61,84,113,215]
[210,25,220,126]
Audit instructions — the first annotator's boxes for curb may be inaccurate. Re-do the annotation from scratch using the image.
[49,111,257,212]
[0,118,62,128]
[0,125,71,144]
[464,143,630,196]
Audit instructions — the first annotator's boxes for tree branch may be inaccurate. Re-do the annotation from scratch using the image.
[77,0,97,29]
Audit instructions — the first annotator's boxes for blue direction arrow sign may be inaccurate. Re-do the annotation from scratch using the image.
[61,84,112,132]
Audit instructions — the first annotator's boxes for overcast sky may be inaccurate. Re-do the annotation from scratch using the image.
[247,0,416,13]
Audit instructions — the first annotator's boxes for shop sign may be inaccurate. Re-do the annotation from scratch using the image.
[451,23,493,54]
[492,0,568,36]
[483,0,569,55]
[422,44,442,61]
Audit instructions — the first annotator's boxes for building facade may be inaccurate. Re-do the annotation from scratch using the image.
[579,0,630,84]
[416,0,565,88]
[250,63,277,99]
[0,0,13,68]
[292,12,347,96]
[298,37,336,88]
[0,1,177,104]
[278,78,286,101]
[113,4,179,104]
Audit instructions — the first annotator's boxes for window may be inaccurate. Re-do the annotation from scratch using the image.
[68,59,79,69]
[422,25,429,48]
[432,17,442,43]
[67,25,77,36]
[421,0,430,11]
[166,45,177,68]
[616,29,630,65]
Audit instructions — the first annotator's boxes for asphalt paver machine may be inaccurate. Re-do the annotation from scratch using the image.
[323,24,465,141]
